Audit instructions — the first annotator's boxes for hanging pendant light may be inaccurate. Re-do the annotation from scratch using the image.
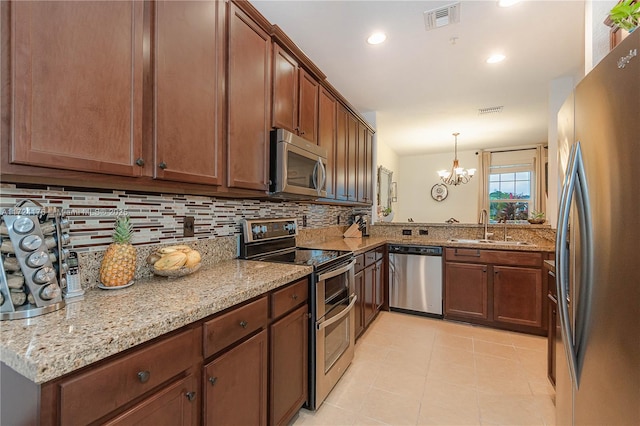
[437,132,476,186]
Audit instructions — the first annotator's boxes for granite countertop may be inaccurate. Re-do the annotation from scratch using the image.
[301,237,555,253]
[0,260,312,384]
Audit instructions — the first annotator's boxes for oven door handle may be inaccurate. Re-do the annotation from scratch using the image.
[316,294,357,331]
[317,259,356,282]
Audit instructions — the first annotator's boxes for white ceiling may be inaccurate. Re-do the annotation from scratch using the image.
[252,0,586,156]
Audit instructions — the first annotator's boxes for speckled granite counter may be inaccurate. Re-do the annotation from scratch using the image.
[0,260,312,384]
[301,236,555,253]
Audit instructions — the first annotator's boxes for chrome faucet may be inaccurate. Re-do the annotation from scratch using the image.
[480,209,492,240]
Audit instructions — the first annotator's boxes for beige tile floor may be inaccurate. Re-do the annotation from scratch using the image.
[295,311,555,426]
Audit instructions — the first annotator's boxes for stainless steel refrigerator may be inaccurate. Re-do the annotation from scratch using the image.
[555,30,639,425]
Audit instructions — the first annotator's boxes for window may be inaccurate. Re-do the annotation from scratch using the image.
[487,150,536,223]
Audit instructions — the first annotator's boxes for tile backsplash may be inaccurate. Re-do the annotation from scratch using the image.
[1,184,369,253]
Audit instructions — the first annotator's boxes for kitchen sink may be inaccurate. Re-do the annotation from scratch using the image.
[448,239,533,246]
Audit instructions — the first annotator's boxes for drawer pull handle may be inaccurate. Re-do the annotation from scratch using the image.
[239,321,248,328]
[137,370,150,383]
[208,376,217,385]
[185,391,196,402]
[291,294,298,300]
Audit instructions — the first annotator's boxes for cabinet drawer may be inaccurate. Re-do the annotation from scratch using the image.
[445,248,542,267]
[204,296,268,358]
[59,328,200,426]
[354,254,365,273]
[271,278,308,319]
[364,251,376,266]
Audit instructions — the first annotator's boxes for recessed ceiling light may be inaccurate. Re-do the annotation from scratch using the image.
[486,54,506,64]
[367,32,386,45]
[498,0,521,7]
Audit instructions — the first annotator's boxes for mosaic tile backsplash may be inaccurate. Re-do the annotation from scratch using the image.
[0,184,368,253]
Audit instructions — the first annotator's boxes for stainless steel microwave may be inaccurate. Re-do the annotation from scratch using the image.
[269,128,327,199]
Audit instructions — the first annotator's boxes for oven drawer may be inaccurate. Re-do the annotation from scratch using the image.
[203,296,268,358]
[271,278,308,319]
[59,328,199,426]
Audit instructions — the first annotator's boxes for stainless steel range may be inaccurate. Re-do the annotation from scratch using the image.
[240,218,356,410]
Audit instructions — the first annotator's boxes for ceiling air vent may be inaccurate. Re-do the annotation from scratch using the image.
[424,2,460,31]
[478,106,504,115]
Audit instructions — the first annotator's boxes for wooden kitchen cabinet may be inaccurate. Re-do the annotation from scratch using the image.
[270,304,308,426]
[374,258,384,311]
[203,330,268,426]
[443,248,546,335]
[445,262,489,320]
[227,2,271,191]
[9,1,144,177]
[318,86,337,199]
[335,106,349,201]
[354,268,365,338]
[272,45,319,143]
[356,123,374,204]
[357,246,386,335]
[154,0,225,185]
[347,113,358,202]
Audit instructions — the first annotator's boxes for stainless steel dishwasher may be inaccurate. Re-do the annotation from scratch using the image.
[388,245,443,317]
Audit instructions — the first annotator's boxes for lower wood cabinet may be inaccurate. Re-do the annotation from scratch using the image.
[354,268,365,338]
[204,330,268,426]
[269,304,308,426]
[355,246,386,339]
[444,248,548,335]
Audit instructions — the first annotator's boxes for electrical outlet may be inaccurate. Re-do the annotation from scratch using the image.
[402,229,412,236]
[183,216,195,237]
[419,229,428,235]
[337,215,341,225]
[302,215,308,227]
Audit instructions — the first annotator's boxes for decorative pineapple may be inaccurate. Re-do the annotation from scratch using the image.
[99,215,136,287]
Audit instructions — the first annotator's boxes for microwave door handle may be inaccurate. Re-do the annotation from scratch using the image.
[317,158,327,196]
[312,160,319,192]
[316,294,357,330]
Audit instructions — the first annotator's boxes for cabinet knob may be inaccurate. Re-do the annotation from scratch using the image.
[291,294,298,300]
[135,158,145,167]
[137,370,150,383]
[185,391,197,402]
[158,162,167,170]
[239,320,248,328]
[208,376,217,386]
[299,130,305,135]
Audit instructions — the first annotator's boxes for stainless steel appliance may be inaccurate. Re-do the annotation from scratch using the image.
[269,128,327,199]
[1,200,71,320]
[240,218,355,410]
[388,245,443,316]
[555,31,639,425]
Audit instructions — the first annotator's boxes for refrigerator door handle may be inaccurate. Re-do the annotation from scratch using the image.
[556,142,594,389]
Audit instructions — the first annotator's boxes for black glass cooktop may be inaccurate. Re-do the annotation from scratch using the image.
[260,248,351,267]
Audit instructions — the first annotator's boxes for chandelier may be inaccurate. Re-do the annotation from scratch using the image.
[437,132,476,186]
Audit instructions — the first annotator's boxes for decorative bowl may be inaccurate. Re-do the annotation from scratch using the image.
[527,218,546,225]
[152,262,201,278]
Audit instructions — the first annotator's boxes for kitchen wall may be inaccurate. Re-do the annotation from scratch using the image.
[586,0,618,73]
[375,132,400,222]
[394,149,480,224]
[0,184,361,253]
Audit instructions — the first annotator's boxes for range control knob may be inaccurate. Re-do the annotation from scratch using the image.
[26,251,50,268]
[284,223,296,233]
[33,267,56,284]
[20,234,43,252]
[261,225,268,233]
[40,284,61,300]
[252,225,262,235]
[13,217,35,234]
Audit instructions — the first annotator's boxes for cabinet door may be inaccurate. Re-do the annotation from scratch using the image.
[334,106,348,201]
[354,270,365,338]
[227,4,271,191]
[11,1,143,176]
[155,0,224,185]
[374,259,384,311]
[272,44,298,133]
[270,305,308,426]
[444,262,488,320]
[493,266,543,328]
[318,87,336,199]
[103,374,198,426]
[363,264,376,327]
[204,330,268,426]
[297,68,318,144]
[356,123,367,203]
[365,130,374,205]
[346,113,358,201]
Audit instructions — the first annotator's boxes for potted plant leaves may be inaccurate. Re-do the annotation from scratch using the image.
[609,0,640,32]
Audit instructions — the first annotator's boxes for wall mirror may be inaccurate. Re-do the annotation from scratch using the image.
[377,166,393,213]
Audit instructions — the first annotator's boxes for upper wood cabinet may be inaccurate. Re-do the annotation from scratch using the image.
[154,0,225,185]
[346,112,358,202]
[356,123,373,204]
[272,44,319,143]
[227,3,271,191]
[317,87,337,199]
[10,1,144,176]
[335,106,349,201]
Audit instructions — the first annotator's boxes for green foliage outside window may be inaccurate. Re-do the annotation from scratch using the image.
[489,190,530,222]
